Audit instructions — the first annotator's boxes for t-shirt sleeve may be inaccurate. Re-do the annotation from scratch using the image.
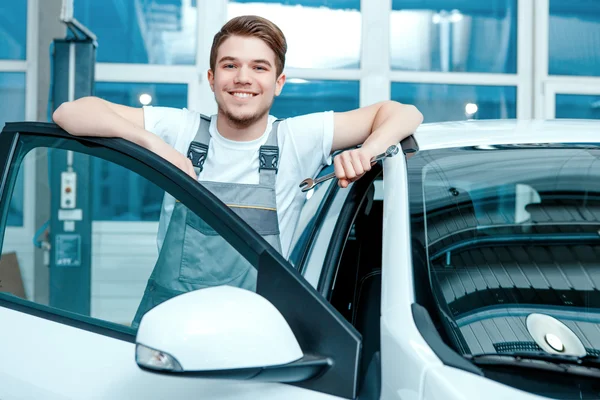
[284,111,334,178]
[142,105,187,148]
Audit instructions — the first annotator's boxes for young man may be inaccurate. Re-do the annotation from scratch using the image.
[52,15,423,325]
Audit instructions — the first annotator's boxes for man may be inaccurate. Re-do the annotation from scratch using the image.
[52,15,423,325]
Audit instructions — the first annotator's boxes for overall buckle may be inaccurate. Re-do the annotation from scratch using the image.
[259,145,279,173]
[187,142,209,172]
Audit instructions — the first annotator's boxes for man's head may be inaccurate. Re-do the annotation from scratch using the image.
[208,15,287,129]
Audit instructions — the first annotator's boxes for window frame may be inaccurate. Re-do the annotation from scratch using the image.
[544,82,600,119]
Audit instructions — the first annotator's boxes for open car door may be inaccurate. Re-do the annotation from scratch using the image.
[0,122,361,400]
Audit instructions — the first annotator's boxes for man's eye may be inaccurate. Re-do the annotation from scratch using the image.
[255,66,267,71]
[224,64,235,69]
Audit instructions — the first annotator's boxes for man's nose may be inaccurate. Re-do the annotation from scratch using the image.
[234,66,251,84]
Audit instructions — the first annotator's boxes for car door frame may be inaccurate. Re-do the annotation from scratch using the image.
[0,122,362,399]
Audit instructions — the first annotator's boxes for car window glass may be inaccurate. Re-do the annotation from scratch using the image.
[408,145,600,359]
[288,164,337,269]
[0,144,255,333]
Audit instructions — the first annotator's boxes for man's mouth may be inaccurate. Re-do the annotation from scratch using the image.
[229,91,257,99]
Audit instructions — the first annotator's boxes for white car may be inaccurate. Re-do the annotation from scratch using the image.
[0,119,599,399]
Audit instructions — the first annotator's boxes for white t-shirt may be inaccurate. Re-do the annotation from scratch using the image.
[143,106,334,258]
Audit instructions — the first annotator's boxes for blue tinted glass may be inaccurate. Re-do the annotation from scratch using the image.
[93,82,187,221]
[228,0,361,69]
[555,94,600,119]
[391,0,517,73]
[74,0,196,64]
[549,0,600,76]
[0,0,27,60]
[271,79,359,118]
[0,73,26,226]
[391,83,516,122]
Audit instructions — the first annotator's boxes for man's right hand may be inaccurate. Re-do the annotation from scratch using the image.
[148,136,198,181]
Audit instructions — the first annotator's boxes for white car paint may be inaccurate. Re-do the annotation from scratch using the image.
[414,119,600,151]
[378,119,600,400]
[422,366,548,400]
[380,153,443,400]
[136,286,303,371]
[0,306,342,400]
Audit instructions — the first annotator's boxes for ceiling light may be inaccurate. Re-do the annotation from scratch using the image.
[139,94,152,106]
[465,103,478,115]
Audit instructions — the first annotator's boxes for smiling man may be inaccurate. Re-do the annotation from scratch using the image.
[52,15,423,325]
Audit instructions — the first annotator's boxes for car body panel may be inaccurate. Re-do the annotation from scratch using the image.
[0,298,345,400]
[380,153,415,313]
[422,365,548,400]
[414,119,600,151]
[381,305,443,400]
[380,154,445,400]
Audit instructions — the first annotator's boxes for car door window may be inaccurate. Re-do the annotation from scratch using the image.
[0,136,254,333]
[287,164,338,270]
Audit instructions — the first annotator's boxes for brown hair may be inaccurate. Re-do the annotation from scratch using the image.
[210,15,287,77]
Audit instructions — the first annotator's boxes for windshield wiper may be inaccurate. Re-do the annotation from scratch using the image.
[466,352,600,379]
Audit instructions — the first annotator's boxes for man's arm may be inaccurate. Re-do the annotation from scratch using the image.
[332,101,423,188]
[52,96,197,179]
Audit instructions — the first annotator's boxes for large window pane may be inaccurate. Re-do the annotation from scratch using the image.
[1,73,26,226]
[74,0,196,65]
[556,94,600,119]
[272,79,359,118]
[0,0,27,60]
[228,0,361,69]
[391,83,516,122]
[391,0,517,73]
[93,82,187,221]
[549,0,600,76]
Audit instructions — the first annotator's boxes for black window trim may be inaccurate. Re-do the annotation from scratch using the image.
[0,122,362,399]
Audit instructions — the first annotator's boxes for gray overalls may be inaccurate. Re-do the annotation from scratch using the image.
[132,115,283,327]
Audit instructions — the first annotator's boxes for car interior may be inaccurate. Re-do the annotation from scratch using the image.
[314,164,385,394]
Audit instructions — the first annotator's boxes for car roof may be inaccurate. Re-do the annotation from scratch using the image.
[413,119,600,151]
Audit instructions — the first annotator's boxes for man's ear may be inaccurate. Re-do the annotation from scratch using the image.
[207,69,215,92]
[275,73,286,96]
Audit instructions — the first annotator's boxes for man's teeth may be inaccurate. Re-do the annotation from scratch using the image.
[232,92,254,98]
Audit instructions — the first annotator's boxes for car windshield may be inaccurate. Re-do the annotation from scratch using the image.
[408,143,600,360]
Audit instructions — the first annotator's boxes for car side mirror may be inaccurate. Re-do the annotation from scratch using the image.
[135,286,331,382]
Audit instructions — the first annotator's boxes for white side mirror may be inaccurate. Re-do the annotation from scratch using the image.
[135,286,303,372]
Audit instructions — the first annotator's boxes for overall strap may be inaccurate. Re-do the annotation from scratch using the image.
[259,119,282,187]
[186,114,211,176]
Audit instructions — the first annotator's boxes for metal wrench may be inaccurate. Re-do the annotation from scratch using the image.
[299,145,400,192]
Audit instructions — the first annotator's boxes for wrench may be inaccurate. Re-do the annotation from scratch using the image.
[299,145,399,192]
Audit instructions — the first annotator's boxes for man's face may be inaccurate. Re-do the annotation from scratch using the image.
[208,35,285,128]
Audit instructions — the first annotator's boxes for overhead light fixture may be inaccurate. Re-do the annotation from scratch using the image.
[465,103,478,115]
[139,93,153,106]
[288,78,309,84]
[450,9,464,23]
[432,10,463,24]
